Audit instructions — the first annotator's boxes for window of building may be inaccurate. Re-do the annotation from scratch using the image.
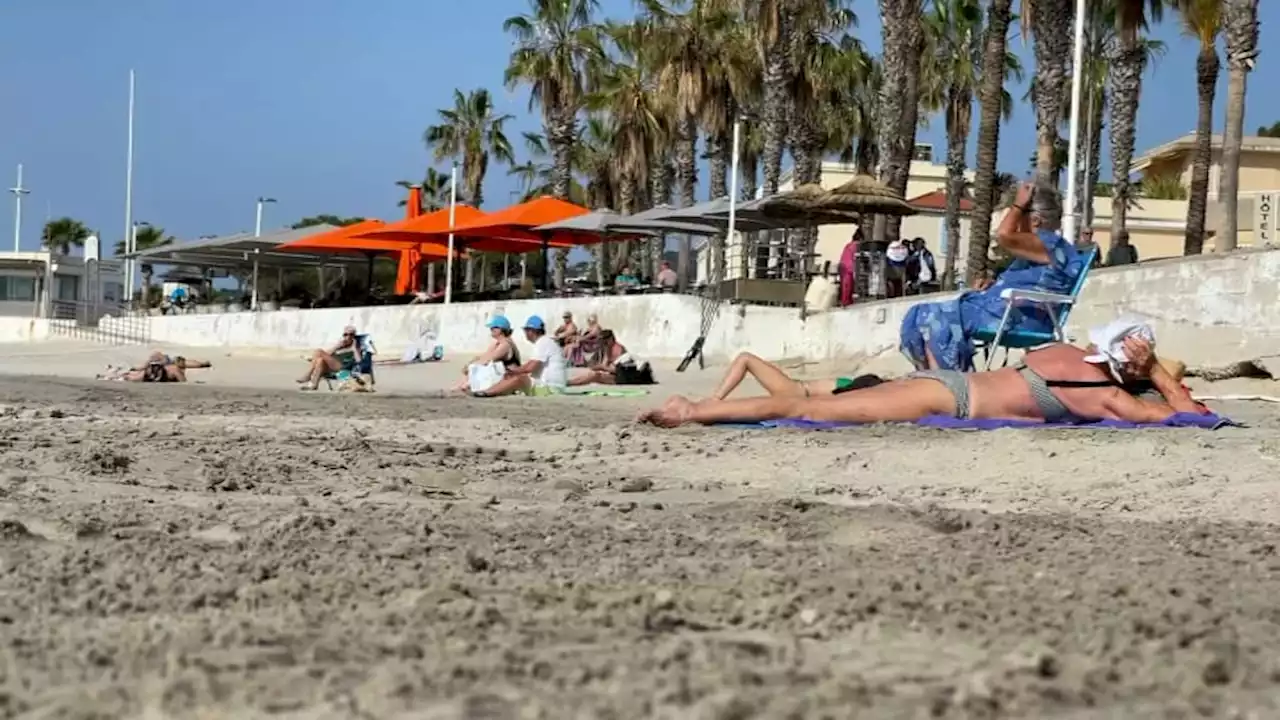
[103,282,124,303]
[0,275,36,302]
[55,274,81,302]
[912,144,934,163]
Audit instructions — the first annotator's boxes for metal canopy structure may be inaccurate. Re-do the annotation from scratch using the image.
[125,225,379,269]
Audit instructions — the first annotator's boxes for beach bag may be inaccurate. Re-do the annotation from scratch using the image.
[614,354,655,386]
[468,361,507,393]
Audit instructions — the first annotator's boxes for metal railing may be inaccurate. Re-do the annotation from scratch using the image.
[47,299,151,345]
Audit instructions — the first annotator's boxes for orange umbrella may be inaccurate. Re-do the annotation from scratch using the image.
[449,196,592,290]
[358,205,570,255]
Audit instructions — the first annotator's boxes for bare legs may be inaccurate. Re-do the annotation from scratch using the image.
[569,369,615,386]
[710,352,835,400]
[638,379,956,428]
[298,350,342,389]
[473,373,530,397]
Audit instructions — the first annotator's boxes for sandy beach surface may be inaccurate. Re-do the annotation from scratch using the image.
[3,340,1280,718]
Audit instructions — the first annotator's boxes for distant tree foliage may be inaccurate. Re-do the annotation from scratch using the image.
[291,215,365,229]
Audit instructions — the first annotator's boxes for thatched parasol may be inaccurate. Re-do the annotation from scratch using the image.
[759,176,917,224]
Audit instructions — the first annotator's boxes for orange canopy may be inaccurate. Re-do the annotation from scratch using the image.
[450,196,592,247]
[358,204,571,254]
[277,220,456,258]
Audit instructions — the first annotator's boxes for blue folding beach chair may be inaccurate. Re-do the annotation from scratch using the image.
[972,245,1098,370]
[325,334,377,390]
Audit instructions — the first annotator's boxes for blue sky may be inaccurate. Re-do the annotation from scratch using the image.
[1,0,1276,252]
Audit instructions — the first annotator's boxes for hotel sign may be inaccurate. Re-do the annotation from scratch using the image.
[1256,193,1276,245]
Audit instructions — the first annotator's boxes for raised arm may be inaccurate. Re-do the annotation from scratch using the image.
[1100,389,1177,423]
[995,183,1053,265]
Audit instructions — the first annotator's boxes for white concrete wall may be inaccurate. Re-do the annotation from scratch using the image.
[105,248,1280,368]
[0,317,49,344]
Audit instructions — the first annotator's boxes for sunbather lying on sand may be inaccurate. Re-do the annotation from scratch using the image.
[708,352,884,399]
[638,338,1207,428]
[100,352,211,383]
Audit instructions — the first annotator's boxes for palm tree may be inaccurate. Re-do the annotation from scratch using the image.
[636,0,738,288]
[395,167,454,212]
[1022,0,1074,187]
[425,88,515,291]
[923,0,1021,289]
[1176,0,1222,255]
[40,217,91,255]
[114,225,174,307]
[735,0,791,195]
[965,0,1015,285]
[875,0,926,244]
[1218,0,1259,252]
[505,0,603,287]
[1106,0,1166,247]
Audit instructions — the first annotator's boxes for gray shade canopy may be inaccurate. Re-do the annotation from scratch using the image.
[532,209,650,235]
[607,205,723,236]
[125,225,377,269]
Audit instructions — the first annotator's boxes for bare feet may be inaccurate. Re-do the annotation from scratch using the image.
[636,395,696,428]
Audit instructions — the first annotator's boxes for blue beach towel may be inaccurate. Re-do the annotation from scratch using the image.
[725,412,1239,431]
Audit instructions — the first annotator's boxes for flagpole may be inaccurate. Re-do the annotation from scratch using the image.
[725,119,741,281]
[444,163,458,306]
[1062,0,1087,243]
[123,70,136,309]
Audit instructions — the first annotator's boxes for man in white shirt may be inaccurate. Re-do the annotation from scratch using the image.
[469,315,569,396]
[656,261,678,290]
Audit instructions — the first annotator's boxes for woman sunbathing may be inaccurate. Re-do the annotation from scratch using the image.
[707,352,884,399]
[101,352,211,383]
[638,338,1207,428]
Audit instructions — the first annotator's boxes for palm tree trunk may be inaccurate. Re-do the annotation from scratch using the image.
[1107,36,1146,245]
[761,14,792,195]
[1084,89,1104,229]
[740,154,759,201]
[675,114,698,289]
[965,0,1013,285]
[1219,0,1260,252]
[1030,0,1073,187]
[707,127,729,282]
[943,89,971,290]
[874,0,924,244]
[1185,42,1219,256]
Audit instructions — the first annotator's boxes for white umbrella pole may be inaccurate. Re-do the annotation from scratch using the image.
[444,163,458,305]
[1062,0,1088,243]
[250,250,260,310]
[725,119,741,281]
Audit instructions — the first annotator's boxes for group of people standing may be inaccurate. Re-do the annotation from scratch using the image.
[838,232,939,306]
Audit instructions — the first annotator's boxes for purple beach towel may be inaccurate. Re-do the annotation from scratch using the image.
[728,412,1239,431]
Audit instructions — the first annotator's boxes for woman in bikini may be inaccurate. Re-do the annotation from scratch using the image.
[454,315,522,392]
[705,352,884,400]
[639,337,1207,428]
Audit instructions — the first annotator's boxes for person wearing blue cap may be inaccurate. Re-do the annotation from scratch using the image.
[470,314,569,397]
[454,314,522,393]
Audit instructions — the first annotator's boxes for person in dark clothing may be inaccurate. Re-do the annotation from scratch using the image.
[1106,230,1139,266]
[907,237,939,293]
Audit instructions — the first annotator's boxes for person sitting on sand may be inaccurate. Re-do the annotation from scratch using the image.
[473,315,568,397]
[454,315,522,393]
[554,311,579,346]
[568,330,654,386]
[102,351,212,383]
[706,352,885,400]
[638,336,1207,428]
[565,312,602,366]
[298,325,366,391]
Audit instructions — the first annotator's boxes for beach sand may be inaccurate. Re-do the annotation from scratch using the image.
[3,340,1280,718]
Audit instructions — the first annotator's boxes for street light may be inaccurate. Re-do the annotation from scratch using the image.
[254,196,277,237]
[9,164,29,253]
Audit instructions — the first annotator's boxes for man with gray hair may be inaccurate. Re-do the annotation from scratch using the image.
[899,181,1087,371]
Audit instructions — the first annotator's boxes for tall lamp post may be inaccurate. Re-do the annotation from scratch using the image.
[8,164,29,253]
[254,196,277,237]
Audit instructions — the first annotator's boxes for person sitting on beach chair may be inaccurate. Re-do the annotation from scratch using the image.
[568,330,655,387]
[706,352,885,400]
[298,325,372,391]
[473,316,568,397]
[638,335,1207,428]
